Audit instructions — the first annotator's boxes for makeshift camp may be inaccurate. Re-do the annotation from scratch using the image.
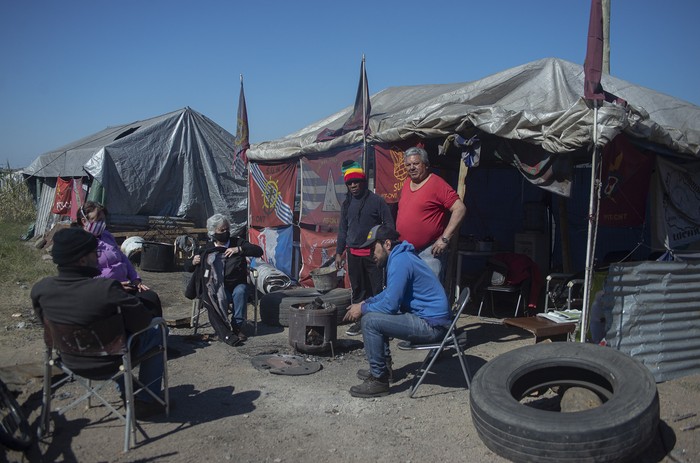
[245,57,700,380]
[248,57,700,279]
[23,107,247,236]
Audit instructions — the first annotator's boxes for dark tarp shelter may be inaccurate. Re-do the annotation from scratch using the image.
[23,107,247,235]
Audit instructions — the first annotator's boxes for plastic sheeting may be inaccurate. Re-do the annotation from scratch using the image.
[249,58,700,162]
[23,107,247,229]
[253,261,293,294]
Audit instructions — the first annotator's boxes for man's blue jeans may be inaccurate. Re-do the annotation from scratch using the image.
[361,312,447,378]
[228,283,249,327]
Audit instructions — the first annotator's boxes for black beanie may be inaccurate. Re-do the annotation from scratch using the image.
[52,228,98,266]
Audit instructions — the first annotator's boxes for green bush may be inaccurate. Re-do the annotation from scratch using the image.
[0,167,36,223]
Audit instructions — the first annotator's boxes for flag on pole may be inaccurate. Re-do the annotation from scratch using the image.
[583,0,604,100]
[316,57,371,142]
[234,76,250,177]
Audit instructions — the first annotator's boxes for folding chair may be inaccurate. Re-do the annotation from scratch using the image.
[191,265,259,334]
[38,314,169,452]
[477,284,524,318]
[397,288,472,398]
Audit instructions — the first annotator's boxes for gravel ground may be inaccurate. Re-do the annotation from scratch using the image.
[1,270,699,463]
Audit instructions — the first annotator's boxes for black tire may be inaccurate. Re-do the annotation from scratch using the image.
[0,379,33,451]
[260,288,322,327]
[469,342,659,463]
[317,288,352,325]
[259,288,352,327]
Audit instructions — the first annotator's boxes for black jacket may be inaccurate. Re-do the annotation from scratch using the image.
[31,265,153,375]
[185,236,263,293]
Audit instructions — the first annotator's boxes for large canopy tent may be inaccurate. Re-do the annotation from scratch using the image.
[23,107,247,236]
[248,57,700,380]
[248,58,700,269]
[250,58,700,163]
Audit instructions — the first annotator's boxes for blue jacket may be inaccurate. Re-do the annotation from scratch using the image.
[361,241,451,326]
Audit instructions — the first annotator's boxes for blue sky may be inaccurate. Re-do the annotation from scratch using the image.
[1,0,697,169]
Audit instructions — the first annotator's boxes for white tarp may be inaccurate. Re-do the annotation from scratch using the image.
[249,58,700,162]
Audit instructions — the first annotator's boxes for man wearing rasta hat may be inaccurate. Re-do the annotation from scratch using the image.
[342,224,451,398]
[335,159,394,337]
[31,227,168,419]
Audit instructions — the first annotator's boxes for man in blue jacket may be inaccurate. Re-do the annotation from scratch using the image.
[343,224,452,398]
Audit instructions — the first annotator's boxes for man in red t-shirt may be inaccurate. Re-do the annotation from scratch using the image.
[396,146,466,279]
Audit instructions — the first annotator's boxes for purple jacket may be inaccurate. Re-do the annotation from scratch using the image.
[97,230,140,283]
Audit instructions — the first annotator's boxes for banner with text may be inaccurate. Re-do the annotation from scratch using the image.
[599,135,654,227]
[655,157,700,248]
[300,144,362,230]
[374,140,418,204]
[299,228,341,288]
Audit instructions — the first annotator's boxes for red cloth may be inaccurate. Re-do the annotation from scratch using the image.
[396,174,459,250]
[493,253,543,308]
[51,177,73,215]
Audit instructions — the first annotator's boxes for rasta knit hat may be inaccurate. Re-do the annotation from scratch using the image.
[341,160,365,184]
[51,227,98,266]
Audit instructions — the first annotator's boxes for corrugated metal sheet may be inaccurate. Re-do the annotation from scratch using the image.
[35,180,59,236]
[605,260,700,382]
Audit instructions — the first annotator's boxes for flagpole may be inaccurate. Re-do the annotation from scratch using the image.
[580,101,600,342]
[361,54,367,175]
[240,73,252,236]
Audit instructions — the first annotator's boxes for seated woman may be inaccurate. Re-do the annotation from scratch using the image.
[78,201,162,317]
[186,214,262,345]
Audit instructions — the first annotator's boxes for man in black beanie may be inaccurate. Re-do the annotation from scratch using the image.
[31,227,167,419]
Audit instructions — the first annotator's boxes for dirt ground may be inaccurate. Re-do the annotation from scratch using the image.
[2,269,700,463]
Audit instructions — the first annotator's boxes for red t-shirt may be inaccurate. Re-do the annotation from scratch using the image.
[396,174,460,250]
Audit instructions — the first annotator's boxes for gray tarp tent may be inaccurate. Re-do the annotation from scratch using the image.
[249,57,700,162]
[24,107,247,234]
[247,58,700,380]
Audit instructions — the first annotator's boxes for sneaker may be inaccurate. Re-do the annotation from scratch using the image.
[345,322,362,336]
[349,374,390,398]
[231,325,247,342]
[222,334,242,347]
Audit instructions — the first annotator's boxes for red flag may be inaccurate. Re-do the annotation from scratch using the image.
[234,77,249,177]
[316,57,371,142]
[584,0,605,100]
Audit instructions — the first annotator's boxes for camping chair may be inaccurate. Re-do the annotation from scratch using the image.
[38,314,169,452]
[397,288,473,398]
[191,265,259,334]
[544,273,584,312]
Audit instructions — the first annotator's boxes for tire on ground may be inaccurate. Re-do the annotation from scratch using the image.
[469,342,659,463]
[259,287,352,327]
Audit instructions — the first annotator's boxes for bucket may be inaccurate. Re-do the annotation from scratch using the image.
[310,267,338,292]
[140,241,175,272]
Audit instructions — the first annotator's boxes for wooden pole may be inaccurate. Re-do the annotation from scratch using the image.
[445,159,469,305]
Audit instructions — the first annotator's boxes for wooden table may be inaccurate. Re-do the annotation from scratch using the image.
[503,316,577,343]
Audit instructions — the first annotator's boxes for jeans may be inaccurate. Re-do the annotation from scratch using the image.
[418,246,446,281]
[227,283,249,327]
[116,324,166,402]
[361,312,447,378]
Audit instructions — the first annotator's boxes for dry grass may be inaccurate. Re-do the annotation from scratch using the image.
[0,221,55,332]
[0,167,35,223]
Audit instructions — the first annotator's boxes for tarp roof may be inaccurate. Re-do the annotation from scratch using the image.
[249,58,700,162]
[24,107,246,226]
